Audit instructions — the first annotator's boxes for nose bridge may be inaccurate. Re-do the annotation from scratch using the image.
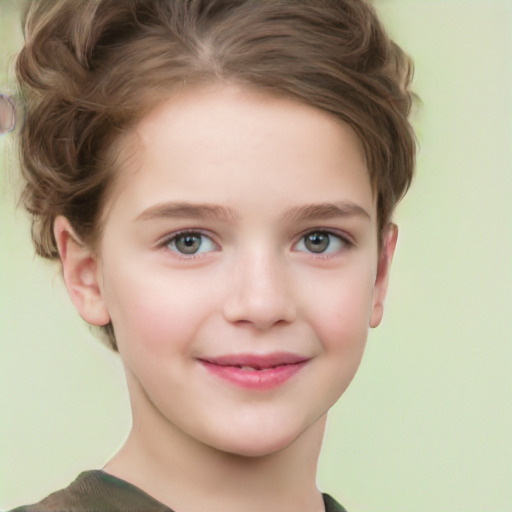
[223,243,296,329]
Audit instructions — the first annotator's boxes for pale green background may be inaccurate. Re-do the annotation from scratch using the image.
[1,1,511,511]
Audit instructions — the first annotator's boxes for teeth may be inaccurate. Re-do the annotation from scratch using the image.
[238,366,277,371]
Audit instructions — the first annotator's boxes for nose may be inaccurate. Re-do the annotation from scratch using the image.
[223,249,297,330]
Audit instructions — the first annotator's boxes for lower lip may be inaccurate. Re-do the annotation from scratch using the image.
[199,360,308,390]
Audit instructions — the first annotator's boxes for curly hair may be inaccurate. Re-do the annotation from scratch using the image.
[16,0,416,349]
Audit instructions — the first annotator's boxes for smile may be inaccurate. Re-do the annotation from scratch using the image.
[198,353,309,390]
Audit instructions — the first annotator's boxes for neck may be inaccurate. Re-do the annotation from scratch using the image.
[104,375,327,512]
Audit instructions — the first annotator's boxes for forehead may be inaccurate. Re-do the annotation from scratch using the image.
[108,84,374,221]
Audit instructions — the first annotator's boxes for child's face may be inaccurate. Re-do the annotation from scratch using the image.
[66,85,396,457]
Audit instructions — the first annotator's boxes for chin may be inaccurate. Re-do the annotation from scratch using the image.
[208,420,314,459]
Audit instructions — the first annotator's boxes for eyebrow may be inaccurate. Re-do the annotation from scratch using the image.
[282,202,372,222]
[136,200,371,224]
[135,201,239,222]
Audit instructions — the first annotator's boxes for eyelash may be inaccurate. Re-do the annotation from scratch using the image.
[158,228,353,258]
[293,229,353,258]
[159,230,219,258]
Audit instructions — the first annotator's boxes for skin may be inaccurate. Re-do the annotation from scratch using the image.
[54,84,397,512]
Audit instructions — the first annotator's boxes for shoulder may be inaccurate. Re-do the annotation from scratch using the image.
[9,471,173,512]
[323,492,350,512]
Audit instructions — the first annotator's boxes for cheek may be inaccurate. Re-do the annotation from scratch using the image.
[302,264,375,352]
[101,263,217,356]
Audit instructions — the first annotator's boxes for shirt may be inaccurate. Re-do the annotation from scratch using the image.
[10,470,348,512]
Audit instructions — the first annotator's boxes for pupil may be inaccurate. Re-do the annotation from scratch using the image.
[305,232,329,253]
[177,234,200,254]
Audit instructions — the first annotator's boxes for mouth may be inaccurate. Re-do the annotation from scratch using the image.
[198,353,309,390]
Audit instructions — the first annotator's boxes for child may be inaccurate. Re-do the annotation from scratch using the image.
[11,0,416,510]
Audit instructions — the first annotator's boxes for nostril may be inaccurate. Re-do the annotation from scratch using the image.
[224,298,296,331]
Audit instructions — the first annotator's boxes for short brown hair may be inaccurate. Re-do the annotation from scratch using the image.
[16,0,416,349]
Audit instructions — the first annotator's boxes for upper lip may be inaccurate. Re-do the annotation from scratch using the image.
[199,352,309,370]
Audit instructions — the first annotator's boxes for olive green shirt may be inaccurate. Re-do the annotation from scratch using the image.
[11,471,348,512]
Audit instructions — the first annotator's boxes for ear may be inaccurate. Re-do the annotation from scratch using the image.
[370,223,398,328]
[54,216,110,326]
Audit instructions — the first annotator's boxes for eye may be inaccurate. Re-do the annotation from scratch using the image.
[294,231,348,255]
[165,231,218,255]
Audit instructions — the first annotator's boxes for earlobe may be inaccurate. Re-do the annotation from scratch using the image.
[370,224,398,328]
[53,216,110,326]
